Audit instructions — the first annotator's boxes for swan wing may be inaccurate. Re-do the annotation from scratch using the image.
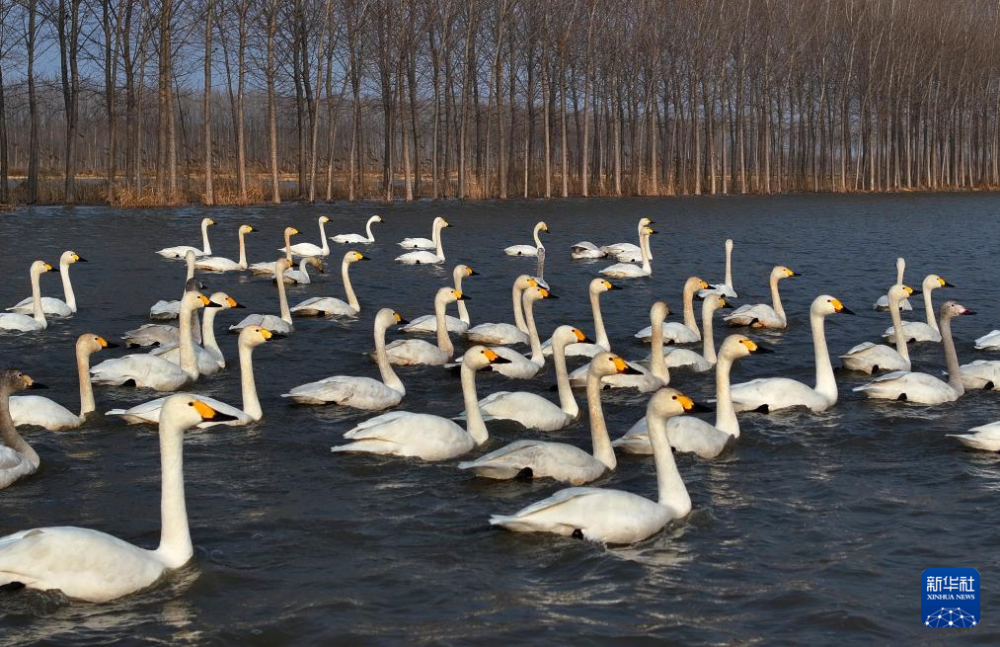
[854,371,957,404]
[570,241,599,252]
[90,355,189,391]
[333,413,473,460]
[0,445,35,483]
[975,330,1000,350]
[665,417,732,459]
[195,256,238,272]
[883,321,941,343]
[458,440,603,484]
[466,323,527,346]
[331,233,367,244]
[397,237,434,249]
[291,297,356,316]
[730,377,829,412]
[489,348,540,379]
[401,314,468,333]
[958,360,1000,389]
[383,339,448,366]
[474,391,568,431]
[8,296,72,316]
[283,376,402,410]
[9,395,80,431]
[504,245,539,256]
[600,262,646,278]
[395,250,443,265]
[0,313,43,331]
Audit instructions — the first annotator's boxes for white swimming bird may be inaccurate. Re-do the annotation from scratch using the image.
[331,215,384,244]
[384,288,467,366]
[491,286,557,379]
[230,259,294,334]
[9,251,86,316]
[600,227,654,278]
[283,309,407,410]
[396,217,449,265]
[855,301,973,404]
[635,276,710,344]
[656,294,731,372]
[699,239,738,298]
[149,251,200,321]
[0,261,54,332]
[402,265,477,333]
[489,386,694,545]
[291,251,369,317]
[542,278,615,358]
[249,227,299,275]
[873,258,913,311]
[195,224,257,272]
[882,274,954,343]
[504,221,549,256]
[107,326,277,427]
[10,334,115,431]
[598,217,655,261]
[616,335,767,458]
[331,347,510,460]
[724,265,800,329]
[282,256,324,285]
[156,217,216,258]
[0,395,237,602]
[581,302,670,391]
[466,275,538,346]
[398,216,448,249]
[0,371,49,489]
[949,421,1000,451]
[569,240,606,260]
[840,284,916,374]
[975,329,1000,351]
[730,295,854,412]
[131,278,206,347]
[150,292,244,375]
[280,215,330,258]
[459,353,644,483]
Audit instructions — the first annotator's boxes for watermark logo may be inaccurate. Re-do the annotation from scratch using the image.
[922,568,980,628]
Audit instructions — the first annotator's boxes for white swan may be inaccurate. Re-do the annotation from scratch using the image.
[230,259,294,334]
[291,251,369,317]
[468,326,592,432]
[0,371,48,489]
[699,239,738,298]
[402,265,477,333]
[599,217,654,261]
[332,215,383,244]
[459,353,645,483]
[283,309,406,410]
[9,251,86,316]
[398,216,447,249]
[873,258,913,311]
[466,275,537,346]
[10,334,115,430]
[590,302,670,392]
[975,329,1000,351]
[855,302,973,404]
[840,284,915,374]
[657,294,731,372]
[92,291,219,390]
[0,261,53,332]
[611,219,656,262]
[723,266,800,329]
[249,227,299,275]
[730,295,854,412]
[396,218,448,265]
[150,292,244,375]
[489,286,557,379]
[504,221,548,256]
[280,215,330,258]
[616,335,767,458]
[108,326,276,427]
[635,276,709,344]
[131,278,205,348]
[0,395,237,602]
[156,217,216,258]
[600,227,654,278]
[331,347,509,460]
[542,278,615,358]
[195,224,257,272]
[282,256,324,285]
[949,421,1000,451]
[569,241,605,260]
[149,251,200,321]
[383,288,466,366]
[489,386,693,545]
[882,274,954,343]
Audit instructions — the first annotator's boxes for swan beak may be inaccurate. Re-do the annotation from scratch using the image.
[192,400,238,422]
[468,268,479,276]
[358,255,371,261]
[790,271,802,277]
[483,349,511,365]
[839,306,856,315]
[455,292,470,301]
[201,295,222,308]
[572,329,594,344]
[541,289,558,299]
[74,255,89,262]
[752,343,774,354]
[960,307,977,316]
[224,297,244,309]
[602,280,616,290]
[27,382,48,390]
[718,299,734,309]
[689,401,714,413]
[97,337,119,349]
[394,312,410,324]
[942,280,955,288]
[20,373,47,389]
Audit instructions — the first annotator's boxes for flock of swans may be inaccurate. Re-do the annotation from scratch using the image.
[1,211,999,604]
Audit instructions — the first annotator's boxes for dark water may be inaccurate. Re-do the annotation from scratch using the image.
[2,194,1000,645]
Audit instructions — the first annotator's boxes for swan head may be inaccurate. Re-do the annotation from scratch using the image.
[889,284,919,302]
[184,278,207,292]
[940,301,976,321]
[455,264,478,278]
[437,287,467,304]
[62,251,87,264]
[590,352,642,378]
[638,217,653,227]
[647,387,711,420]
[812,295,855,317]
[305,257,325,273]
[725,239,734,250]
[433,216,451,229]
[376,308,408,328]
[641,226,657,236]
[319,216,331,224]
[704,294,731,312]
[773,266,800,279]
[371,215,384,223]
[590,278,615,295]
[0,369,47,394]
[346,251,370,264]
[240,225,256,234]
[77,334,117,356]
[722,335,772,360]
[285,227,300,238]
[240,325,279,348]
[650,301,670,324]
[163,395,239,430]
[686,276,710,295]
[202,218,216,227]
[536,221,549,234]
[463,346,512,372]
[515,275,538,290]
[523,286,556,304]
[185,291,221,311]
[30,260,54,277]
[210,292,244,309]
[926,274,955,290]
[552,325,594,349]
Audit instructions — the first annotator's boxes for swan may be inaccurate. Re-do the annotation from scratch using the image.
[489,386,693,545]
[0,395,237,602]
[150,292,244,375]
[840,284,916,374]
[569,241,605,260]
[882,274,954,343]
[723,266,800,329]
[291,251,369,317]
[542,278,615,358]
[195,224,257,272]
[949,421,1000,451]
[92,291,219,390]
[466,275,537,346]
[730,295,854,412]
[616,335,768,458]
[491,286,557,379]
[282,256,324,285]
[635,276,709,344]
[396,218,448,265]
[586,302,670,392]
[398,216,448,249]
[975,329,1000,351]
[600,227,654,278]
[383,288,466,366]
[599,217,654,261]
[699,239,738,298]
[10,334,115,431]
[855,302,973,404]
[131,278,206,348]
[249,227,299,275]
[610,219,656,263]
[657,294,731,372]
[331,347,509,460]
[107,326,276,427]
[873,258,913,311]
[280,215,330,258]
[230,259,294,334]
[332,215,383,244]
[8,251,86,316]
[466,326,592,432]
[0,370,48,489]
[957,358,1000,391]
[156,217,216,258]
[459,353,644,483]
[0,261,53,332]
[504,221,548,256]
[284,310,406,409]
[149,251,200,321]
[401,265,477,333]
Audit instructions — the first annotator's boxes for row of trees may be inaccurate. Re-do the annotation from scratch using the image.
[1,0,1000,206]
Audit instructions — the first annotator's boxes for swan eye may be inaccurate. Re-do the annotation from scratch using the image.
[672,395,678,400]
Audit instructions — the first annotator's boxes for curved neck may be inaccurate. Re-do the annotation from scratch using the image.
[276,267,292,324]
[532,225,544,249]
[889,297,911,365]
[591,289,610,350]
[239,340,262,420]
[641,226,653,259]
[318,220,330,255]
[283,231,293,263]
[683,283,699,335]
[552,340,579,418]
[649,312,669,382]
[702,300,718,365]
[60,259,77,311]
[342,259,359,311]
[648,413,691,515]
[895,259,905,284]
[433,224,445,259]
[77,345,95,417]
[201,221,212,255]
[201,307,221,361]
[365,217,376,242]
[770,274,785,322]
[810,310,837,404]
[155,421,193,568]
[724,243,733,287]
[461,364,488,444]
[185,255,195,280]
[237,229,248,269]
[940,315,964,396]
[178,300,199,380]
[374,319,405,395]
[454,272,469,323]
[512,284,528,332]
[30,269,45,324]
[714,355,738,435]
[0,391,39,467]
[435,296,454,357]
[923,287,939,331]
[586,368,616,470]
[524,297,544,366]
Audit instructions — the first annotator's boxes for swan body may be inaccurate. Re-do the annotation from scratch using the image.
[151,292,243,375]
[724,266,799,328]
[957,360,1000,390]
[9,251,85,316]
[570,241,605,260]
[504,221,548,256]
[332,215,383,244]
[873,258,913,311]
[157,218,216,258]
[597,302,673,392]
[231,259,294,334]
[402,265,477,333]
[840,284,915,374]
[882,275,953,343]
[598,218,654,261]
[541,278,615,358]
[949,422,1000,451]
[384,289,465,366]
[396,217,448,264]
[248,227,299,275]
[466,275,538,345]
[398,216,447,249]
[699,239,738,298]
[0,371,48,489]
[282,256,323,285]
[291,251,368,317]
[0,261,53,332]
[600,227,654,278]
[196,224,256,272]
[148,253,202,322]
[280,216,330,257]
[635,277,710,344]
[975,330,1000,350]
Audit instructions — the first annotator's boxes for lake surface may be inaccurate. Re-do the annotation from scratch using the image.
[2,194,1000,644]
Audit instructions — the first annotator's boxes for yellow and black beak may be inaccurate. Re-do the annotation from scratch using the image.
[97,336,119,349]
[612,356,642,375]
[200,295,222,308]
[572,329,595,344]
[20,373,47,390]
[540,288,558,299]
[74,255,88,262]
[467,268,479,276]
[358,254,371,261]
[226,297,245,309]
[831,298,855,315]
[483,349,512,367]
[718,298,734,309]
[191,400,238,422]
[455,291,469,301]
[394,312,410,325]
[941,278,955,288]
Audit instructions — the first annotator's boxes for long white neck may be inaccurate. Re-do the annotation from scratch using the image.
[201,221,212,255]
[374,319,405,395]
[640,234,651,273]
[178,300,200,380]
[649,312,669,383]
[591,289,610,351]
[683,282,699,336]
[238,339,262,420]
[318,219,330,255]
[155,420,193,568]
[810,309,837,405]
[77,345,95,417]
[889,296,911,367]
[342,259,359,312]
[940,314,965,396]
[461,363,488,444]
[512,283,528,332]
[60,258,77,312]
[648,412,691,516]
[552,339,578,418]
[364,217,377,242]
[201,307,222,365]
[714,354,738,436]
[433,223,445,259]
[185,254,196,280]
[532,224,544,249]
[0,390,39,467]
[524,297,544,367]
[702,300,718,365]
[30,268,45,325]
[454,272,469,324]
[640,223,654,259]
[435,296,454,357]
[724,242,733,287]
[276,267,292,324]
[283,231,293,263]
[923,284,939,331]
[237,229,248,269]
[895,258,905,284]
[770,274,786,322]
[586,367,616,470]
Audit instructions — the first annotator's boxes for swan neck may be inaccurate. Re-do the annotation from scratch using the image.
[454,272,469,323]
[524,297,544,366]
[683,283,699,335]
[201,220,212,255]
[811,310,837,404]
[512,283,528,332]
[342,259,359,312]
[724,243,733,286]
[889,297,911,365]
[374,318,405,395]
[238,339,262,420]
[553,339,578,418]
[30,268,45,324]
[770,274,785,322]
[715,355,738,435]
[940,315,965,396]
[365,217,376,242]
[923,287,939,331]
[649,312,668,382]
[532,224,544,249]
[60,258,77,311]
[283,231,293,263]
[0,391,39,467]
[702,300,718,364]
[640,234,651,273]
[435,296,454,357]
[434,222,445,259]
[178,300,199,380]
[237,229,247,269]
[201,307,221,362]
[318,219,330,255]
[586,368,616,470]
[648,413,690,515]
[276,266,292,324]
[591,289,609,350]
[156,417,193,568]
[461,364,488,444]
[77,343,95,416]
[185,254,195,280]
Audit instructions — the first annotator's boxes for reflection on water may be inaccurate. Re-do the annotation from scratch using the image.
[2,194,1000,642]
